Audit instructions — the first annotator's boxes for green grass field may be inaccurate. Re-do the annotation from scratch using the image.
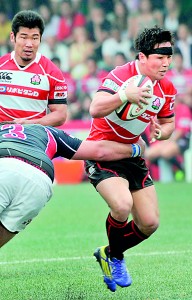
[0,182,192,300]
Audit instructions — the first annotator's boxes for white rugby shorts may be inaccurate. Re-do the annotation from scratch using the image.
[0,158,53,232]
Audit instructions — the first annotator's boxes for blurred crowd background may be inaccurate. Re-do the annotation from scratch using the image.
[1,0,192,181]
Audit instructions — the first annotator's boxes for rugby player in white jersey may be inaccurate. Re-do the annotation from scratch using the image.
[0,122,145,247]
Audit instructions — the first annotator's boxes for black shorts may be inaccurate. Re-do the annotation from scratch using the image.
[85,157,154,191]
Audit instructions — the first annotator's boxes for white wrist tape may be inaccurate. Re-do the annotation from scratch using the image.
[118,90,127,103]
[150,129,162,143]
[156,129,162,140]
[131,143,141,157]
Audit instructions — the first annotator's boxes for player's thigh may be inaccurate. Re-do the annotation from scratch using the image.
[0,223,16,248]
[131,185,159,228]
[0,163,53,233]
[96,176,133,212]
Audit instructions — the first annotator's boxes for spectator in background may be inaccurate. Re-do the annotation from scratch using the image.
[77,56,108,120]
[111,1,129,39]
[86,4,111,63]
[176,23,192,69]
[123,0,140,13]
[101,25,132,71]
[49,0,60,16]
[145,96,191,179]
[166,48,192,108]
[80,56,108,99]
[70,0,89,15]
[17,0,36,11]
[56,0,86,45]
[37,4,59,41]
[39,35,70,72]
[113,52,127,67]
[179,2,192,29]
[128,0,163,42]
[163,0,181,35]
[0,10,12,55]
[68,26,95,80]
[87,0,114,17]
[51,56,78,121]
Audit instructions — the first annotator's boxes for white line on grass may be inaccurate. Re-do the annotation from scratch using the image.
[0,249,191,265]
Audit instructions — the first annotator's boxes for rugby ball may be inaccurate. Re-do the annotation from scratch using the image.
[116,75,153,120]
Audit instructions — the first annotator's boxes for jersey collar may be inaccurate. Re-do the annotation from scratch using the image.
[11,51,42,67]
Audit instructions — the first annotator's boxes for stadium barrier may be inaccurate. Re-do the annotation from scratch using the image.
[53,119,91,184]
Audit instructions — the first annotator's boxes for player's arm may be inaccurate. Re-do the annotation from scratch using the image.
[90,85,151,118]
[150,116,175,143]
[72,138,145,161]
[14,104,67,127]
[90,91,123,118]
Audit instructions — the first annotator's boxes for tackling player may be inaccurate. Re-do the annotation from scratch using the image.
[0,122,145,248]
[85,26,177,292]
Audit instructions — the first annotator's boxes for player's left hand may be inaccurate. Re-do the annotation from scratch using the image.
[149,117,162,143]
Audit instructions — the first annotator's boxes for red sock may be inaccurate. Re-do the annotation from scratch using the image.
[106,214,148,259]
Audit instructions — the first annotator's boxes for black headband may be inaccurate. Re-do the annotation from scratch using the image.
[142,47,173,55]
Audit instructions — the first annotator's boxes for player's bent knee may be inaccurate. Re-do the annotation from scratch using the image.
[111,202,132,221]
[139,219,159,237]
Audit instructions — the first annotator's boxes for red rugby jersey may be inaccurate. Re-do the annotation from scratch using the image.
[0,51,68,121]
[87,60,177,144]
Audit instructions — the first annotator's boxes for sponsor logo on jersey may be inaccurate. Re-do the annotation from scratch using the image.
[55,84,67,91]
[54,91,67,99]
[7,87,39,97]
[103,79,119,92]
[152,98,161,110]
[31,74,41,85]
[170,100,174,110]
[140,112,151,121]
[0,86,7,93]
[0,72,13,82]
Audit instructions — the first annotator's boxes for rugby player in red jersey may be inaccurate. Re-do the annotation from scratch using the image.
[85,26,177,292]
[0,10,67,126]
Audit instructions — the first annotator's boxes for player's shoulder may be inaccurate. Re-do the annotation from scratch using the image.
[110,61,136,83]
[0,52,11,64]
[158,76,177,96]
[38,54,64,80]
[44,125,61,138]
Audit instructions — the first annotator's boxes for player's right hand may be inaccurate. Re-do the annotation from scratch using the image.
[125,82,152,108]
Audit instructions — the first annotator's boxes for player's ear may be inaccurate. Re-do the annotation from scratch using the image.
[139,52,146,62]
[10,32,15,43]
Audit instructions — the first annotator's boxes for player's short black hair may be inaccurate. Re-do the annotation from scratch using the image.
[12,10,45,37]
[134,25,175,57]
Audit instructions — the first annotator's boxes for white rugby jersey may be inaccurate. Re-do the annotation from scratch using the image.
[87,60,177,144]
[0,51,67,121]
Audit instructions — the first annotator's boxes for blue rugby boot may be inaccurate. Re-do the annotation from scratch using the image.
[111,257,132,287]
